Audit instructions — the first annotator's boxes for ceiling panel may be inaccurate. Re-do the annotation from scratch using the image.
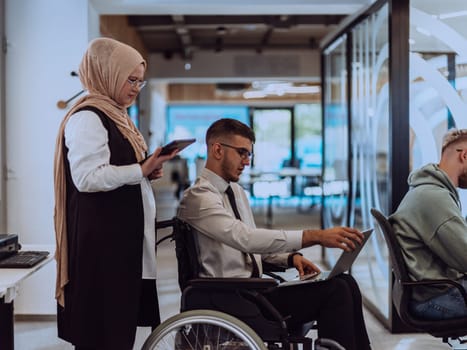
[125,14,346,58]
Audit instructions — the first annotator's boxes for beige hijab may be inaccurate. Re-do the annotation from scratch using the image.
[53,38,148,306]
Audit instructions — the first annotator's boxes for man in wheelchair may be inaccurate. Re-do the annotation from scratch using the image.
[177,118,372,350]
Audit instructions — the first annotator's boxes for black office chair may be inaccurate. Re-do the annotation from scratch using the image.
[370,208,467,349]
[146,218,345,350]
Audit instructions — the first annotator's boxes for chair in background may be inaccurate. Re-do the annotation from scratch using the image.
[281,158,301,198]
[281,158,301,169]
[281,158,323,212]
[144,218,345,350]
[168,156,190,200]
[370,208,467,349]
[298,171,322,212]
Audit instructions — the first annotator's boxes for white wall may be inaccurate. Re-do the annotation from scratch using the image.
[5,0,96,314]
[148,82,168,151]
[0,0,6,234]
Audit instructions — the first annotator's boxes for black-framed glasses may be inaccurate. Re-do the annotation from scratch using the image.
[127,78,147,89]
[219,143,253,160]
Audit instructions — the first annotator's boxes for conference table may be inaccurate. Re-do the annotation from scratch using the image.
[0,244,54,350]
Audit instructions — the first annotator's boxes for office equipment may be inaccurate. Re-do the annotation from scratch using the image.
[0,244,54,350]
[0,250,49,268]
[0,234,20,260]
[278,228,373,287]
[0,235,49,268]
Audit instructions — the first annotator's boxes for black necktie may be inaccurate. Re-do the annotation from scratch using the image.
[225,185,260,278]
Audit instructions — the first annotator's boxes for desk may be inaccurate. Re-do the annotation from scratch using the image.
[0,245,54,350]
[246,167,321,195]
[242,168,322,227]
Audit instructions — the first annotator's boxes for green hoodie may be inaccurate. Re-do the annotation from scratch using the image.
[390,163,467,302]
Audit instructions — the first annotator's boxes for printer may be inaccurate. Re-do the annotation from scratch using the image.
[0,234,20,259]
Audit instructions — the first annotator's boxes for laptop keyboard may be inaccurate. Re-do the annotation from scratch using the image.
[0,251,49,268]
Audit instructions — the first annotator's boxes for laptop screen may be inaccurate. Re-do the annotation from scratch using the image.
[327,228,373,279]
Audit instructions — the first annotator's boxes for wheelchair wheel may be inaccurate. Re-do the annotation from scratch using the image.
[142,309,267,350]
[314,338,346,350]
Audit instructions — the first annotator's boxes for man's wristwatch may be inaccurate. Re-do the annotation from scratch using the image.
[288,252,303,267]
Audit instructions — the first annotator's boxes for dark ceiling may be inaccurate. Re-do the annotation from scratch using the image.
[127,14,346,59]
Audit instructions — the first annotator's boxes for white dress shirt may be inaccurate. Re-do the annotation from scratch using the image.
[177,168,302,278]
[64,110,157,279]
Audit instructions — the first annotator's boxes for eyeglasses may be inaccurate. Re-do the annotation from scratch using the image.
[219,143,253,160]
[127,78,147,90]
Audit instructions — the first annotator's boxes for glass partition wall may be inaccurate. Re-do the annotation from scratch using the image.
[322,36,349,232]
[349,4,392,322]
[409,0,467,196]
[322,0,467,331]
[321,0,405,330]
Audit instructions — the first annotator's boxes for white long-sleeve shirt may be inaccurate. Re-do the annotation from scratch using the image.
[177,168,302,278]
[64,110,157,279]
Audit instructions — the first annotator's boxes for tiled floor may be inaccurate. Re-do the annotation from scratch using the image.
[14,202,455,349]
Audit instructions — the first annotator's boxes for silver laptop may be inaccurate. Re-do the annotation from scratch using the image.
[278,228,373,287]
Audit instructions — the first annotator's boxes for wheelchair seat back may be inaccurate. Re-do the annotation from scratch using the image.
[173,218,202,291]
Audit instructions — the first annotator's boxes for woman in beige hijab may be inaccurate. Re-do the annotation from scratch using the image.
[53,37,177,350]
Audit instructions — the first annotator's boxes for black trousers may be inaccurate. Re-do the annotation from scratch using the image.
[264,273,371,350]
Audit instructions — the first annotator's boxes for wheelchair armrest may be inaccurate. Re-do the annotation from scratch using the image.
[261,261,287,283]
[403,278,467,306]
[155,218,176,229]
[187,277,278,290]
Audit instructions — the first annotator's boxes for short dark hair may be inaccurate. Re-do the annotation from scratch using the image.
[206,118,255,145]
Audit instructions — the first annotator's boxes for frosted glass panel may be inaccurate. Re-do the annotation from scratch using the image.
[409,0,467,213]
[322,36,349,231]
[322,3,390,321]
[350,4,391,320]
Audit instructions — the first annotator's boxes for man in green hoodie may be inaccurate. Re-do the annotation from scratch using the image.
[390,128,467,320]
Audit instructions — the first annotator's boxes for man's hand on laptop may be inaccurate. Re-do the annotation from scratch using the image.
[302,227,363,252]
[293,255,321,278]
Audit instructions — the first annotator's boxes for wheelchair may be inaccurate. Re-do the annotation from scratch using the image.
[142,218,345,350]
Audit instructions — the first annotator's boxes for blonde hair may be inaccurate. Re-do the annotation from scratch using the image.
[442,129,467,153]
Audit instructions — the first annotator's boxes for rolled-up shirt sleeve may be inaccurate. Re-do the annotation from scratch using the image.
[64,110,143,192]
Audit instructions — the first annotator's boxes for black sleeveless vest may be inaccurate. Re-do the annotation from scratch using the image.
[58,106,145,349]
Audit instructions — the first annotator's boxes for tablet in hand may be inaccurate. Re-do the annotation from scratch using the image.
[159,138,196,156]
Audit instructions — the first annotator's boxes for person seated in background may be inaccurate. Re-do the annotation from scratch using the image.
[177,118,372,350]
[391,128,467,320]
